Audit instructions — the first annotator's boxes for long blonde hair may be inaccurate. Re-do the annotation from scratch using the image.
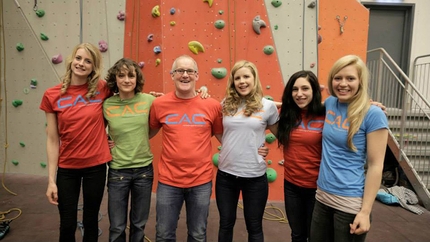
[60,43,103,99]
[222,60,263,117]
[328,55,370,151]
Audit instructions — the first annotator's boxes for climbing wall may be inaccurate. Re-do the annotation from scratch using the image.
[123,0,319,201]
[0,0,126,175]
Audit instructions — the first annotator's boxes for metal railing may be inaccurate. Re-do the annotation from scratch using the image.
[367,48,430,210]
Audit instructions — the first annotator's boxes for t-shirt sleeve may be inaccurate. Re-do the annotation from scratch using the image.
[40,90,54,113]
[365,106,388,133]
[267,100,279,125]
[149,100,161,129]
[212,102,223,135]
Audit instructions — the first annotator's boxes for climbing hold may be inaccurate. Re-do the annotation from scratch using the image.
[98,40,108,52]
[267,160,272,165]
[214,20,225,29]
[219,10,224,15]
[52,54,63,64]
[30,79,38,89]
[252,15,266,35]
[212,153,219,167]
[153,46,162,54]
[271,0,282,7]
[40,162,47,168]
[217,59,222,63]
[265,133,276,144]
[218,145,222,151]
[35,9,45,17]
[211,68,227,79]
[117,10,125,21]
[155,58,161,66]
[278,160,284,166]
[11,160,19,166]
[318,25,322,44]
[138,61,145,68]
[263,45,274,55]
[152,5,160,17]
[274,25,278,30]
[16,43,24,52]
[264,95,274,101]
[310,63,315,68]
[147,34,154,42]
[12,99,23,107]
[170,21,176,26]
[266,168,277,182]
[170,8,176,15]
[308,1,316,8]
[40,33,49,41]
[203,0,213,7]
[266,85,271,89]
[188,41,205,55]
[23,88,30,94]
[19,142,25,147]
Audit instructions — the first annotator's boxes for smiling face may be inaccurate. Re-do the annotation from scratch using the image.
[71,48,94,80]
[116,65,137,99]
[292,77,313,110]
[331,65,360,103]
[171,57,198,98]
[233,67,255,97]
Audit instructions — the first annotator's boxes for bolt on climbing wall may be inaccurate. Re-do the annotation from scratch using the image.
[0,0,125,175]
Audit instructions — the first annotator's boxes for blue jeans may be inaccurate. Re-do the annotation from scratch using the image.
[310,200,368,242]
[56,163,107,242]
[155,181,212,242]
[107,164,154,242]
[215,170,268,242]
[284,179,316,242]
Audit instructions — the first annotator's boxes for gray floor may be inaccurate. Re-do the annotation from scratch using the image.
[1,173,430,242]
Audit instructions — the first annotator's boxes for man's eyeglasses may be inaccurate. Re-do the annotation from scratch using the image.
[173,69,197,76]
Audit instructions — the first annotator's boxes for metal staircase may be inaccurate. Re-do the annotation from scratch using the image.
[367,48,430,210]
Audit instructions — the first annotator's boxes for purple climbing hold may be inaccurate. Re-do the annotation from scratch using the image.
[52,54,63,64]
[117,10,125,21]
[170,8,176,15]
[147,34,154,42]
[98,40,108,52]
[138,61,145,68]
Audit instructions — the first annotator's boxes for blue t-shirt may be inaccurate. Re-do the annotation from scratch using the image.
[317,96,388,197]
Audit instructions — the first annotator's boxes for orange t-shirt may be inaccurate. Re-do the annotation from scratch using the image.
[149,92,223,188]
[283,114,324,188]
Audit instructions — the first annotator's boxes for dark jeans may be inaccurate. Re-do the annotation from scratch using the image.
[56,163,107,242]
[284,179,316,242]
[107,164,154,242]
[310,200,368,242]
[215,170,268,242]
[155,181,212,242]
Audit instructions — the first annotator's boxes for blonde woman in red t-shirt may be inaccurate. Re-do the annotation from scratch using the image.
[276,70,325,242]
[40,43,112,241]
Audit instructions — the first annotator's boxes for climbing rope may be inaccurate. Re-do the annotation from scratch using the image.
[237,202,289,224]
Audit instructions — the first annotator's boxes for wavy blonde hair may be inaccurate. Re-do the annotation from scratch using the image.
[222,60,263,117]
[328,55,370,151]
[60,43,103,99]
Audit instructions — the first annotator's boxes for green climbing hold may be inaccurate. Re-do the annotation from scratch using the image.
[267,160,272,165]
[271,0,282,7]
[263,45,275,55]
[266,85,271,89]
[214,20,225,29]
[12,99,23,107]
[265,133,276,144]
[211,68,227,79]
[217,59,222,63]
[40,33,49,41]
[31,79,38,86]
[212,153,219,167]
[274,25,278,30]
[16,43,24,52]
[19,142,25,147]
[40,162,47,168]
[218,145,222,151]
[11,160,19,166]
[36,9,45,17]
[219,10,224,15]
[264,95,274,101]
[23,88,30,94]
[266,168,277,182]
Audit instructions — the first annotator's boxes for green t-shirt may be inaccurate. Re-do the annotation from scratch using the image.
[103,92,155,169]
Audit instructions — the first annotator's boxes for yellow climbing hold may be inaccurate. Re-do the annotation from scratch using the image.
[155,58,161,66]
[152,5,160,17]
[188,41,205,55]
[203,0,213,7]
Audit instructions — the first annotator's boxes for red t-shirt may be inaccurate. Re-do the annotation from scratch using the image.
[40,81,112,169]
[149,92,223,188]
[283,113,325,188]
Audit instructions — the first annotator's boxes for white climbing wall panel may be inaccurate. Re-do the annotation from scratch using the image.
[0,0,125,175]
[265,0,318,83]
